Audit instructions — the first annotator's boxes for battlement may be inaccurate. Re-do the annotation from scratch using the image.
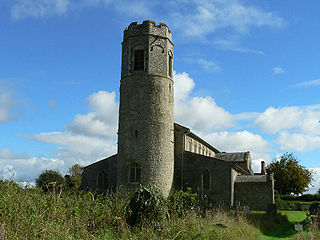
[123,20,172,42]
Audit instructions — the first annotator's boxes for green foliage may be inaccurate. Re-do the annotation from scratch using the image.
[126,185,166,226]
[65,164,83,191]
[281,194,320,202]
[266,152,313,195]
[168,188,199,216]
[36,169,65,192]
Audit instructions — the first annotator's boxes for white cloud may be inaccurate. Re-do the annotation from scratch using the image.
[174,71,233,132]
[273,67,284,75]
[29,131,116,158]
[293,78,320,88]
[255,105,320,135]
[10,0,285,39]
[276,132,320,153]
[174,71,195,101]
[203,130,272,172]
[204,130,271,155]
[308,168,320,194]
[0,149,65,182]
[67,91,118,137]
[11,0,70,20]
[169,0,285,37]
[255,106,302,134]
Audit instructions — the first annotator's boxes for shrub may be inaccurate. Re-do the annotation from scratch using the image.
[126,185,166,226]
[168,188,198,216]
[36,170,65,192]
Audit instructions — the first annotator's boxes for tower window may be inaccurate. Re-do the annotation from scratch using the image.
[129,162,141,183]
[97,171,109,190]
[169,55,173,77]
[134,49,145,71]
[202,169,211,191]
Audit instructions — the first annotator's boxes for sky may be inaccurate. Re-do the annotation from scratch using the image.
[1,0,320,192]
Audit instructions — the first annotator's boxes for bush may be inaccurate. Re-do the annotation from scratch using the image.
[36,170,65,192]
[126,185,166,226]
[168,188,198,216]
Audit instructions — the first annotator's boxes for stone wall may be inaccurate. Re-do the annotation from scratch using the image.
[182,151,234,205]
[234,178,274,210]
[80,154,117,192]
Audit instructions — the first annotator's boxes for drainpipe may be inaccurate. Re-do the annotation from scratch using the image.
[181,131,190,190]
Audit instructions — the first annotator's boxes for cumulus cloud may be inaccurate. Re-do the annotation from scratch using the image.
[273,67,284,75]
[203,130,272,172]
[0,148,65,181]
[29,131,116,158]
[174,71,233,132]
[67,91,118,137]
[276,132,320,153]
[11,0,70,20]
[255,105,320,135]
[173,71,272,172]
[255,106,302,134]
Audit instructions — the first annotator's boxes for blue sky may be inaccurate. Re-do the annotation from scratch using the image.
[1,0,320,192]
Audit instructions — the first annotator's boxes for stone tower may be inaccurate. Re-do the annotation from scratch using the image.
[117,21,174,197]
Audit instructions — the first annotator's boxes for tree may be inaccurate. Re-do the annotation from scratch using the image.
[65,164,83,191]
[266,153,313,195]
[36,170,65,192]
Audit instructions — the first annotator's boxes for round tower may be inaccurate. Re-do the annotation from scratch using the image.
[117,21,174,197]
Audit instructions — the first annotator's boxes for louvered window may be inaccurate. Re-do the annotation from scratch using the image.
[169,55,173,77]
[134,50,145,71]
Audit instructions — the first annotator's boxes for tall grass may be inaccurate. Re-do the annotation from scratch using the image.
[0,180,272,239]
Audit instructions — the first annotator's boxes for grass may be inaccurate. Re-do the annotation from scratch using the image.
[0,180,261,240]
[1,180,320,240]
[247,211,309,240]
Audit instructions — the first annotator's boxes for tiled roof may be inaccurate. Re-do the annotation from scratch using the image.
[215,152,248,162]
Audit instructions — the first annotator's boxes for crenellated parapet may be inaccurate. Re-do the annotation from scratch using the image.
[123,20,172,43]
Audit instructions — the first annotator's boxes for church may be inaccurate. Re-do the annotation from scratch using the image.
[80,21,274,210]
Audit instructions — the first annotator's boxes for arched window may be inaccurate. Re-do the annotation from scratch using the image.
[202,169,211,191]
[97,171,109,190]
[129,162,141,183]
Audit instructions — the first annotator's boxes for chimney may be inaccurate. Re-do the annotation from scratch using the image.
[261,161,266,175]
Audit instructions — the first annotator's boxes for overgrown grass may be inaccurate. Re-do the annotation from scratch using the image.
[0,180,262,239]
[3,180,320,240]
